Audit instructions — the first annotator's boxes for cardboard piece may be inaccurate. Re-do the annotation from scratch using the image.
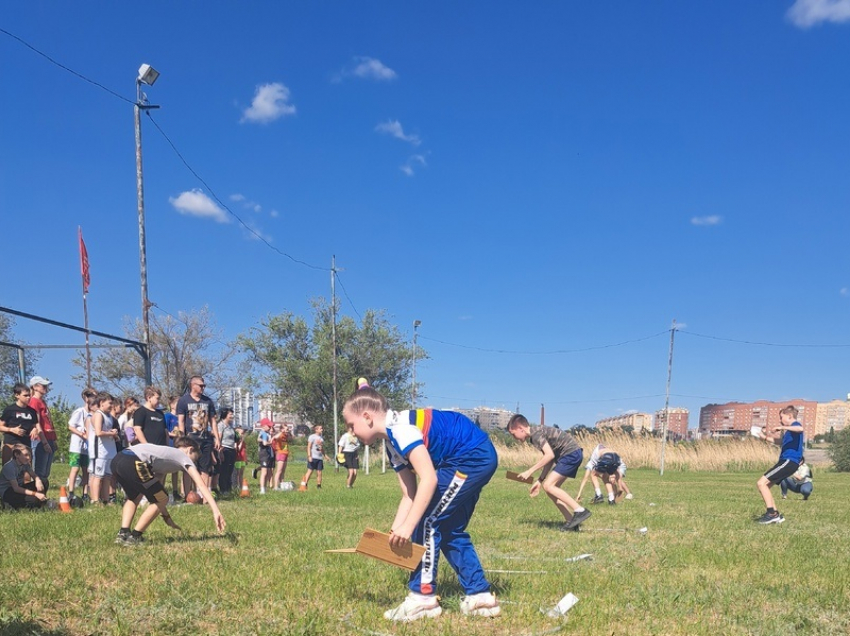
[324,528,426,571]
[506,471,534,484]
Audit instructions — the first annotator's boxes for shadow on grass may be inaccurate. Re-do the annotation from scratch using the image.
[0,619,69,636]
[160,531,240,545]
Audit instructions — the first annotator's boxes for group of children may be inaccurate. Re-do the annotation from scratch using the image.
[1,372,810,622]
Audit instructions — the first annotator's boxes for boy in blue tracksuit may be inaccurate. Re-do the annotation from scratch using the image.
[755,405,805,524]
[342,379,500,622]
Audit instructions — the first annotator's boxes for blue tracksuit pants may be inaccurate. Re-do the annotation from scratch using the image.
[408,441,497,596]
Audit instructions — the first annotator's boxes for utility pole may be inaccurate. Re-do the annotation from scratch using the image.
[659,319,677,476]
[412,320,421,407]
[134,64,160,386]
[331,256,339,462]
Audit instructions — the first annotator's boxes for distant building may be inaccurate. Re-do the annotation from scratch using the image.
[595,412,653,433]
[256,394,311,436]
[815,399,850,436]
[698,400,818,440]
[654,407,689,439]
[449,406,514,431]
[220,387,255,430]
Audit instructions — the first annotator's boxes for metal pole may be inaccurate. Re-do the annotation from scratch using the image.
[659,320,677,476]
[135,79,155,386]
[412,320,421,407]
[17,348,25,384]
[331,256,339,468]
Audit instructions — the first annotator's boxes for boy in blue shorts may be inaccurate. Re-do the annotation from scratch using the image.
[343,379,500,622]
[755,405,805,525]
[507,414,590,531]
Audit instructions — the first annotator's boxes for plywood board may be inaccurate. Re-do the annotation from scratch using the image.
[325,529,426,571]
[506,471,534,484]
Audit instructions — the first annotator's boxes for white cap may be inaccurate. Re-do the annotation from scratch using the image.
[29,376,52,388]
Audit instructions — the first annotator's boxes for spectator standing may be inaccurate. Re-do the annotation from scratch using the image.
[28,376,56,491]
[67,387,97,501]
[271,424,290,490]
[337,423,361,489]
[256,419,274,494]
[1,383,38,465]
[217,407,237,494]
[132,387,168,446]
[177,376,219,496]
[88,392,120,505]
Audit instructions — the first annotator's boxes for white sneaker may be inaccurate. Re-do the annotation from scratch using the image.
[460,591,501,617]
[383,593,442,622]
[625,493,634,500]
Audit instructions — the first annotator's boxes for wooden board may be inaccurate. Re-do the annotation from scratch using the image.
[325,528,426,571]
[506,471,534,484]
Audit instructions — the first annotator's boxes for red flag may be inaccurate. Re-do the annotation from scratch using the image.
[79,227,90,294]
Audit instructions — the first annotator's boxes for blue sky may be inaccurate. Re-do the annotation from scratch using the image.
[2,1,849,429]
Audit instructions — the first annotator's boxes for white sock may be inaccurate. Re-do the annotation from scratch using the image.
[574,506,586,513]
[608,493,615,501]
[595,488,602,497]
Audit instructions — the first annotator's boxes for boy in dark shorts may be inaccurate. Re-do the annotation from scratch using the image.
[111,437,225,545]
[755,405,805,525]
[507,414,590,531]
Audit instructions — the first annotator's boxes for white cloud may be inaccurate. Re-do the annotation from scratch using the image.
[375,120,421,146]
[691,215,722,227]
[787,0,850,27]
[230,193,265,214]
[334,56,397,82]
[458,315,473,321]
[240,83,296,124]
[841,287,849,297]
[269,209,280,218]
[169,189,229,223]
[400,154,427,176]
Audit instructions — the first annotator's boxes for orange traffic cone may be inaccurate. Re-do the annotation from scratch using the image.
[298,478,308,492]
[59,486,72,513]
[240,479,251,498]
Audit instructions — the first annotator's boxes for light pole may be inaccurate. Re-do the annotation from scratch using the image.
[412,320,421,407]
[135,63,160,386]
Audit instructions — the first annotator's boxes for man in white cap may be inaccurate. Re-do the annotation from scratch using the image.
[29,376,57,491]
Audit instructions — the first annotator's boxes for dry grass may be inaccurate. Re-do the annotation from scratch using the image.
[493,431,799,472]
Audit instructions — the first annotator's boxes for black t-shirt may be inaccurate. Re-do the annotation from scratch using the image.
[133,406,168,446]
[1,404,38,446]
[176,393,216,432]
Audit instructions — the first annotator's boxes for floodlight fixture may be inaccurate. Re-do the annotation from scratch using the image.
[137,63,160,86]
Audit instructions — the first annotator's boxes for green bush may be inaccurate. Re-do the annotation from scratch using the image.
[829,427,850,472]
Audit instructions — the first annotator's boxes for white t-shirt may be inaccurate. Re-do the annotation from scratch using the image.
[308,434,325,460]
[68,406,90,455]
[129,444,197,478]
[88,410,117,461]
[338,432,361,453]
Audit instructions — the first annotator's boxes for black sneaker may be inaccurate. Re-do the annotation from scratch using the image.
[559,522,580,533]
[121,533,146,546]
[757,511,785,525]
[608,499,616,506]
[591,495,604,504]
[115,530,130,545]
[252,467,260,480]
[564,509,592,530]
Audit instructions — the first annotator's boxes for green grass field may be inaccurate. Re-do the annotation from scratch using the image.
[1,465,848,636]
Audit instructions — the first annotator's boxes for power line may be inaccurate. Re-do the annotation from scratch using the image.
[333,271,361,320]
[0,27,135,105]
[419,330,669,355]
[679,331,850,348]
[145,112,328,272]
